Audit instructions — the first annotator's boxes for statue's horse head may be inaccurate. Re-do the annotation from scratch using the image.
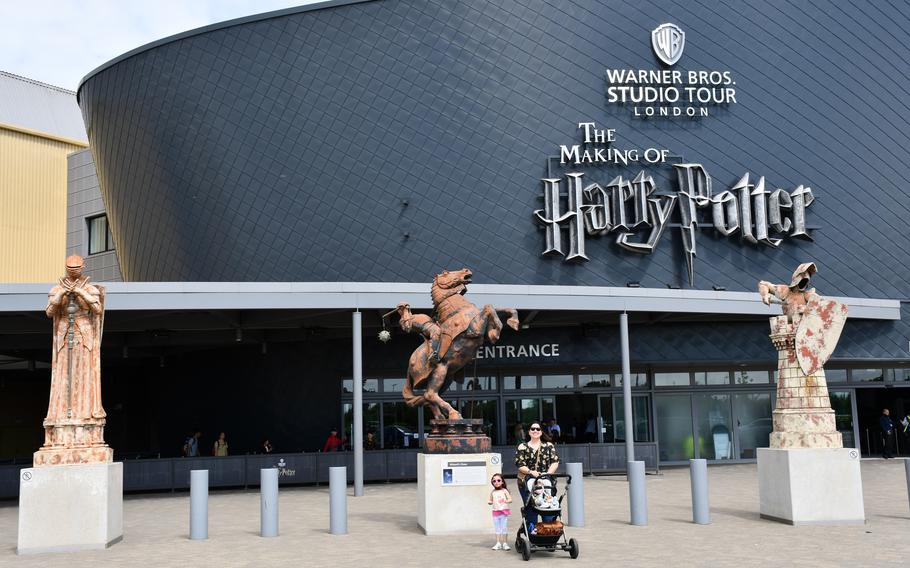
[431,268,472,306]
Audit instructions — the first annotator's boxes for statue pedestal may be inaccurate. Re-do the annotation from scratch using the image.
[758,448,864,525]
[417,452,501,535]
[17,462,123,554]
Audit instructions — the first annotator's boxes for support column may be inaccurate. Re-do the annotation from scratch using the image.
[352,311,364,497]
[620,312,635,473]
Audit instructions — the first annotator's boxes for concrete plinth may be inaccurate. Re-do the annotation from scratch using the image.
[417,452,501,535]
[758,447,864,525]
[17,462,123,554]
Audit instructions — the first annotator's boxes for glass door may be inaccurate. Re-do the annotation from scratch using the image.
[695,393,733,460]
[732,393,772,459]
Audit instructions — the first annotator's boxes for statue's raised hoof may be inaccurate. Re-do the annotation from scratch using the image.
[507,317,519,330]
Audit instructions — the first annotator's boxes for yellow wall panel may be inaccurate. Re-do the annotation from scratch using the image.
[0,127,83,282]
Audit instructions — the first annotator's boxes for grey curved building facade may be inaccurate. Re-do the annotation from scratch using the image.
[77,0,910,297]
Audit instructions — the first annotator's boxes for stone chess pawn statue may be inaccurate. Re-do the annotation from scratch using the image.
[34,255,113,466]
[757,262,848,449]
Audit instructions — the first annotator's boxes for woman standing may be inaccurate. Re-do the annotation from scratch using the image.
[213,432,229,456]
[514,422,559,532]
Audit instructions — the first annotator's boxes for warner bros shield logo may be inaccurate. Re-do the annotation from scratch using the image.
[651,23,685,65]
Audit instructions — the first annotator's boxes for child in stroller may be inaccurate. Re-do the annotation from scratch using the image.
[514,474,579,561]
[531,477,560,514]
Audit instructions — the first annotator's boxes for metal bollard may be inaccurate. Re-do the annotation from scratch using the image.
[329,466,347,534]
[690,459,710,524]
[628,460,647,526]
[905,458,910,514]
[260,468,279,537]
[566,462,585,527]
[189,469,208,540]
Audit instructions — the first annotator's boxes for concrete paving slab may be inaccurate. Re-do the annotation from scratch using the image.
[0,460,907,567]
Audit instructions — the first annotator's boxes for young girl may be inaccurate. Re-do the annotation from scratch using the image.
[487,474,512,550]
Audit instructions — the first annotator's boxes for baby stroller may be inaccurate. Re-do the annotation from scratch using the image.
[514,474,579,561]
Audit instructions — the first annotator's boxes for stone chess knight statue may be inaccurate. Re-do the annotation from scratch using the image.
[758,262,848,449]
[395,268,518,453]
[33,255,113,466]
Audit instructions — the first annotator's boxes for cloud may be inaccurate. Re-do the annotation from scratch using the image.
[0,0,319,90]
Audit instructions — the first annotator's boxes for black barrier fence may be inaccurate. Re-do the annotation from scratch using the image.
[0,442,658,499]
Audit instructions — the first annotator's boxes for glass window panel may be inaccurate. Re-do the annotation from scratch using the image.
[342,378,378,392]
[382,378,406,392]
[541,397,555,428]
[894,369,910,382]
[580,373,611,388]
[599,396,615,443]
[460,399,499,445]
[88,216,108,254]
[505,375,536,390]
[734,370,770,384]
[382,401,418,448]
[852,368,883,382]
[655,372,690,387]
[615,373,648,387]
[733,393,772,459]
[553,393,596,443]
[342,402,379,452]
[505,399,540,444]
[825,369,847,382]
[655,394,693,461]
[694,371,730,386]
[613,396,651,442]
[695,394,733,460]
[829,391,855,448]
[541,374,574,389]
[463,375,497,391]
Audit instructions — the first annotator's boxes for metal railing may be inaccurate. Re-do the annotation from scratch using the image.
[0,442,658,499]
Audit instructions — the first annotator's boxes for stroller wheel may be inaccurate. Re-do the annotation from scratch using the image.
[520,534,531,561]
[568,538,579,559]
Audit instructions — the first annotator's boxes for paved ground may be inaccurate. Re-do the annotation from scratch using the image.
[1,459,908,567]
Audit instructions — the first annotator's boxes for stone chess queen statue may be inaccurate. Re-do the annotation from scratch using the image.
[35,254,112,466]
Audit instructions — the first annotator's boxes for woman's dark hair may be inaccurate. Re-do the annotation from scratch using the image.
[528,421,552,443]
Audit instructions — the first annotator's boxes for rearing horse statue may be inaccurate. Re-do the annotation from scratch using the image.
[397,269,518,420]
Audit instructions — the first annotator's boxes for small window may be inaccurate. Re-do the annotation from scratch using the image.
[851,369,883,382]
[694,371,730,386]
[654,372,690,387]
[541,374,574,389]
[504,375,536,390]
[87,215,114,254]
[579,373,611,388]
[614,373,648,387]
[463,376,497,391]
[383,378,407,392]
[734,370,770,384]
[825,369,848,382]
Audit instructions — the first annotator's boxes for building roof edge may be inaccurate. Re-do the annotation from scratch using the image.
[76,0,378,98]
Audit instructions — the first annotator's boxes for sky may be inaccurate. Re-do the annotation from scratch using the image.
[0,0,324,91]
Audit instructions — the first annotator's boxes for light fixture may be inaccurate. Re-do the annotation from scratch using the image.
[159,356,165,368]
[235,328,243,342]
[712,285,727,291]
[122,345,129,359]
[261,341,268,355]
[626,281,640,288]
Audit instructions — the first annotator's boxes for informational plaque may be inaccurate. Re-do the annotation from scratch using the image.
[441,460,487,486]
